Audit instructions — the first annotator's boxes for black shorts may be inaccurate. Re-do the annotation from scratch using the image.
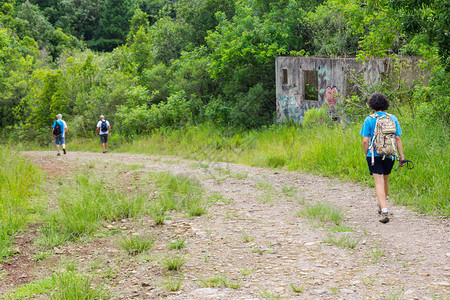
[100,134,108,144]
[366,156,395,175]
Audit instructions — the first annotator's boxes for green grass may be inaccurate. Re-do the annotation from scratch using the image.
[164,276,183,291]
[4,271,109,299]
[169,238,186,250]
[324,233,361,249]
[162,254,186,271]
[149,172,208,217]
[40,173,147,247]
[0,147,44,261]
[10,112,449,217]
[371,246,386,263]
[108,120,448,217]
[290,283,305,293]
[298,202,346,226]
[241,231,254,243]
[117,234,155,255]
[281,185,296,197]
[199,275,241,289]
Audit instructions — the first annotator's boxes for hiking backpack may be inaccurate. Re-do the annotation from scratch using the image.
[53,121,62,136]
[101,120,108,132]
[368,113,398,165]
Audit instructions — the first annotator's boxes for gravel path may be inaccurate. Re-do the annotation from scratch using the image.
[3,151,449,299]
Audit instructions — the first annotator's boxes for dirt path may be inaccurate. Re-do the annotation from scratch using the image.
[2,151,449,299]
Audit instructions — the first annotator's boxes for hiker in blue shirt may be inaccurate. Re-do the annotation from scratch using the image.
[52,114,68,156]
[360,93,405,223]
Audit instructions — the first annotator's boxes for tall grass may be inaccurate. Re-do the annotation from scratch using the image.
[41,173,147,247]
[150,172,208,217]
[4,271,109,299]
[115,120,448,217]
[0,147,44,261]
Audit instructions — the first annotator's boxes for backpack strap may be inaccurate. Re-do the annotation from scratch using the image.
[368,116,379,166]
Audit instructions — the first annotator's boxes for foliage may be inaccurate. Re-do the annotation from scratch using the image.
[0,147,43,261]
[90,0,138,51]
[115,91,200,136]
[302,105,333,127]
[113,121,449,217]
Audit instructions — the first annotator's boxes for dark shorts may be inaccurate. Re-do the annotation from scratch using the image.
[100,134,108,144]
[55,135,65,145]
[366,156,395,175]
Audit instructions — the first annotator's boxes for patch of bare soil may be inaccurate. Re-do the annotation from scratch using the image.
[1,151,449,299]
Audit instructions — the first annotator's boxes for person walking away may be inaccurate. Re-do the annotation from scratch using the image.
[96,115,111,153]
[52,114,68,156]
[360,93,405,223]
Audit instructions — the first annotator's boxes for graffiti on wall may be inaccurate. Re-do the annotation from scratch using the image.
[325,86,338,108]
[316,65,329,104]
[276,94,320,122]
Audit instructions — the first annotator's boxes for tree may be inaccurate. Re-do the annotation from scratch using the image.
[16,0,54,47]
[91,0,138,51]
[176,0,235,46]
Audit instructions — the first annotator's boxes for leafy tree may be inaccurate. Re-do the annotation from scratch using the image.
[136,0,168,25]
[16,0,54,47]
[53,0,105,42]
[91,0,138,51]
[0,29,38,128]
[176,0,235,46]
[305,4,360,56]
[205,0,308,127]
[147,11,192,65]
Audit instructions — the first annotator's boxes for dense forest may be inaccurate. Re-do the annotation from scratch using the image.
[0,0,448,140]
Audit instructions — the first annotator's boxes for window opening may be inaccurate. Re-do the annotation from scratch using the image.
[303,70,318,101]
[282,69,288,84]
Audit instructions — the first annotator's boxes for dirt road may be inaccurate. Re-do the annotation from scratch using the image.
[2,151,449,299]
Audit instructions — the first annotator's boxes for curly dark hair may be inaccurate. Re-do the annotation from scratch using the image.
[368,93,389,111]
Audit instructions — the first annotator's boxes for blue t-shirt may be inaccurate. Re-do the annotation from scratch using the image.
[52,120,65,136]
[360,112,402,157]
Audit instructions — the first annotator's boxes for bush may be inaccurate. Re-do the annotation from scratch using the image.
[302,105,333,127]
[116,91,201,136]
[229,83,272,129]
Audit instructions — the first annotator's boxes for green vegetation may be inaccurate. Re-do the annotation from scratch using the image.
[163,276,183,291]
[0,147,43,261]
[169,238,186,250]
[162,254,186,271]
[117,234,155,255]
[111,119,448,217]
[199,274,241,289]
[4,270,109,300]
[290,283,305,293]
[324,233,361,249]
[299,202,346,226]
[0,0,448,217]
[40,173,147,246]
[149,172,208,217]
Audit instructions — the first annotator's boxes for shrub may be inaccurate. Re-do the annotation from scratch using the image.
[302,105,333,127]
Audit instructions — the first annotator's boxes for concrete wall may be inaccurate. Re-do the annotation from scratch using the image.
[275,57,385,123]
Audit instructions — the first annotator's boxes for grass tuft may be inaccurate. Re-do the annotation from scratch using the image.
[299,202,346,226]
[117,234,155,255]
[169,238,186,250]
[162,254,186,271]
[324,233,360,249]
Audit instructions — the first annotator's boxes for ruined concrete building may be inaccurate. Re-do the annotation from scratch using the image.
[275,56,427,123]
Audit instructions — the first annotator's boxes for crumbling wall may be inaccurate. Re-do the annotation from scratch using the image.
[275,57,385,123]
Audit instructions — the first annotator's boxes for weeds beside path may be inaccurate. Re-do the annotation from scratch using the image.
[2,151,449,299]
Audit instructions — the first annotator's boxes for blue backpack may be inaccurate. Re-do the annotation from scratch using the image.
[101,120,108,132]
